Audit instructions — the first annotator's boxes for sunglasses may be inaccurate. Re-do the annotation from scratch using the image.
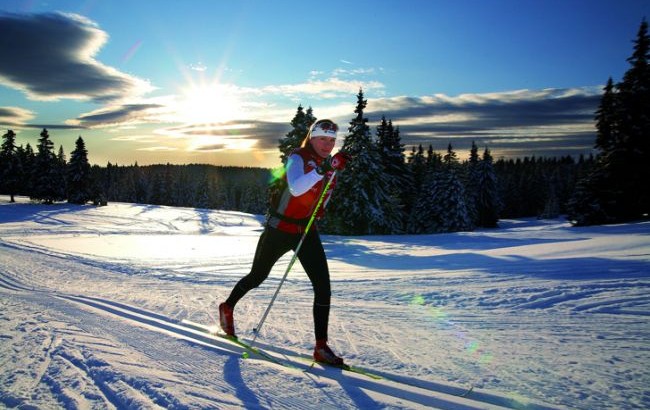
[314,120,338,133]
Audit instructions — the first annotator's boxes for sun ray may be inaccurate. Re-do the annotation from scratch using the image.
[177,82,244,124]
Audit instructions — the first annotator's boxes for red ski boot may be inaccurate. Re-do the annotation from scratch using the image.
[219,303,235,336]
[313,339,344,366]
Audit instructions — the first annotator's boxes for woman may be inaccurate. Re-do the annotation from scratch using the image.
[219,119,349,365]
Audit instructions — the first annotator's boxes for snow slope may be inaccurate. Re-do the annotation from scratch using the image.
[1,196,649,409]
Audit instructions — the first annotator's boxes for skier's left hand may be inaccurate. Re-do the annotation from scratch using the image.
[330,151,350,170]
[316,152,349,175]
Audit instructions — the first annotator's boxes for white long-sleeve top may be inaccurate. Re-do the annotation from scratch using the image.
[286,153,324,196]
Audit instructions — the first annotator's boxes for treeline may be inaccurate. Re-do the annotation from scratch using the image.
[0,129,270,213]
[495,155,593,219]
[0,129,93,205]
[93,163,269,214]
[2,123,589,230]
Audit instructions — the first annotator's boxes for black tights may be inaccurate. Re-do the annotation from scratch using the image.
[225,226,331,341]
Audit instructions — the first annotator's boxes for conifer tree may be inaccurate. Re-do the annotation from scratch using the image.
[270,105,316,216]
[0,130,20,202]
[616,18,650,217]
[31,128,59,204]
[67,136,92,204]
[404,144,426,228]
[569,19,650,224]
[278,105,315,164]
[432,144,471,232]
[464,141,481,227]
[376,116,408,230]
[408,144,471,233]
[132,163,148,203]
[594,78,619,154]
[476,148,499,227]
[55,145,67,201]
[325,89,401,234]
[195,175,214,209]
[16,143,34,197]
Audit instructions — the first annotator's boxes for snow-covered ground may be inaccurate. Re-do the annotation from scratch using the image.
[1,196,649,409]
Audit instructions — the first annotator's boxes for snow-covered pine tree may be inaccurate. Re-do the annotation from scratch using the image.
[539,168,561,219]
[120,170,139,204]
[172,168,194,207]
[67,136,92,204]
[132,163,148,203]
[270,105,316,215]
[569,18,650,224]
[278,105,315,164]
[476,147,499,227]
[594,78,619,154]
[16,143,35,197]
[430,144,472,232]
[31,129,59,204]
[410,144,471,233]
[55,145,67,201]
[0,130,20,202]
[376,116,409,232]
[616,18,650,217]
[464,141,481,228]
[325,89,401,234]
[195,174,214,209]
[147,169,165,205]
[404,144,426,230]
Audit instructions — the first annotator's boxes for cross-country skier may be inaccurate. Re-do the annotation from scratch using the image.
[219,119,349,365]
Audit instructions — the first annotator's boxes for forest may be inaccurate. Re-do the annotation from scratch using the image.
[0,122,593,235]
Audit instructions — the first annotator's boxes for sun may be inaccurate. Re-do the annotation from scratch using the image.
[177,83,244,124]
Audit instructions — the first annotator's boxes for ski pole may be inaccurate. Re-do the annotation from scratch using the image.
[251,171,337,347]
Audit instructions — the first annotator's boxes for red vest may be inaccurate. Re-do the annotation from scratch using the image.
[268,145,336,234]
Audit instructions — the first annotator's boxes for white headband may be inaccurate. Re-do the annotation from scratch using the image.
[310,120,338,139]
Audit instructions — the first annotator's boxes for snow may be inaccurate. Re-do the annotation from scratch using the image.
[1,196,649,409]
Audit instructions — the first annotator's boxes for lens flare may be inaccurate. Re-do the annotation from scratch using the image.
[268,166,286,184]
[411,294,426,306]
[408,293,496,372]
[121,39,143,64]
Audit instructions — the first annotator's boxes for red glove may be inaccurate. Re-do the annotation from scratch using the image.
[316,152,350,175]
[330,151,350,170]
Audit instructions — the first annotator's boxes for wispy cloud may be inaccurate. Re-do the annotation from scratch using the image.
[0,12,153,102]
[0,106,35,126]
[188,62,208,72]
[332,67,380,77]
[260,78,384,99]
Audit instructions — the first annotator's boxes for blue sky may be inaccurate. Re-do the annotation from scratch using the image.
[1,0,648,168]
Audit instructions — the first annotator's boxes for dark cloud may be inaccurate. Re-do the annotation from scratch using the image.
[0,12,152,102]
[21,123,84,130]
[75,104,165,127]
[363,88,601,158]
